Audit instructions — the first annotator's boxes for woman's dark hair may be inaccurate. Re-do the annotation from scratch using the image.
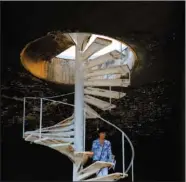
[98,127,107,134]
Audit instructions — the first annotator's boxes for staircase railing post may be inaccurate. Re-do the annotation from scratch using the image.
[84,109,86,151]
[129,69,131,84]
[122,133,125,175]
[22,97,26,138]
[39,98,43,139]
[132,160,134,182]
[109,86,112,110]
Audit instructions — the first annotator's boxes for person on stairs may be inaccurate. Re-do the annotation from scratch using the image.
[91,127,115,177]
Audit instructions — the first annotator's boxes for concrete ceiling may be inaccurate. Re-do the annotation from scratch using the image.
[2,1,185,87]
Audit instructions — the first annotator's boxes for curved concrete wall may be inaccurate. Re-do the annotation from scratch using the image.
[20,32,75,84]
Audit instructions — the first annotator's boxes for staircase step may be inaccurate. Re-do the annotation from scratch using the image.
[68,33,77,44]
[88,74,123,80]
[84,79,130,87]
[24,133,75,162]
[84,65,129,79]
[85,103,100,119]
[24,134,41,142]
[25,130,74,137]
[54,116,74,126]
[49,143,75,162]
[36,116,73,132]
[42,124,74,132]
[77,161,113,181]
[84,172,128,181]
[74,151,93,165]
[25,123,74,136]
[44,122,73,131]
[84,87,126,99]
[35,139,67,145]
[42,131,74,137]
[77,33,91,51]
[81,37,112,61]
[84,50,121,69]
[84,95,116,111]
[25,133,74,143]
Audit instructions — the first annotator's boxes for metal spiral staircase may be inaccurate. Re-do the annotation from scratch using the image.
[21,33,136,181]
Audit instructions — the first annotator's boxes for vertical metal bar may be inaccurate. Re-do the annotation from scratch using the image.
[109,86,111,109]
[39,98,43,139]
[73,34,84,181]
[129,69,131,85]
[132,160,134,182]
[84,109,86,151]
[22,97,26,138]
[122,133,125,175]
[120,41,122,61]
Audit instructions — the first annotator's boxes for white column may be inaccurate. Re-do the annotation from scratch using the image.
[73,34,85,181]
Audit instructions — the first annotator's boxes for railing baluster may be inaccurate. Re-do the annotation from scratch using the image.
[39,98,43,139]
[132,160,134,182]
[109,86,111,111]
[84,109,86,151]
[22,97,26,138]
[122,133,125,175]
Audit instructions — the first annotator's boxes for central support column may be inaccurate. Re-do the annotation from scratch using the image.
[73,34,85,181]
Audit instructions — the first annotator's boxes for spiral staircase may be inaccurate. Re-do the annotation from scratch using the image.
[21,33,136,181]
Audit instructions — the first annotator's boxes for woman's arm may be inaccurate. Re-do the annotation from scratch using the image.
[107,142,113,162]
[90,141,96,158]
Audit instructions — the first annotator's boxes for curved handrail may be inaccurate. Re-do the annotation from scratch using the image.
[23,97,134,180]
[43,92,75,99]
[42,98,75,107]
[83,107,135,177]
[42,99,134,178]
[24,92,75,100]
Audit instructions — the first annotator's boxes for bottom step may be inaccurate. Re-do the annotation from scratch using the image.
[84,172,128,181]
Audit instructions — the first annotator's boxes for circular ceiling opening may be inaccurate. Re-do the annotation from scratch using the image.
[20,32,138,85]
[56,33,137,70]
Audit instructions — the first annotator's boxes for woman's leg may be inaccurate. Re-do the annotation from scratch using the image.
[102,167,108,176]
[97,167,108,177]
[97,169,103,177]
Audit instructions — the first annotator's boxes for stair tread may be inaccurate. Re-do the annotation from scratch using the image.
[84,103,100,118]
[84,79,130,87]
[84,50,121,69]
[77,161,114,181]
[85,65,129,79]
[84,172,128,181]
[82,37,112,61]
[84,95,116,111]
[74,151,93,158]
[84,87,126,99]
[79,161,113,174]
[80,161,113,173]
[24,134,74,144]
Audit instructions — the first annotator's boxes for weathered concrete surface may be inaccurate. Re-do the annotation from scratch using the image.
[20,32,75,82]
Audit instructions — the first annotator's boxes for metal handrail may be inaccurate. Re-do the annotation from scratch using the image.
[42,98,75,107]
[23,97,134,181]
[24,92,75,100]
[83,107,135,180]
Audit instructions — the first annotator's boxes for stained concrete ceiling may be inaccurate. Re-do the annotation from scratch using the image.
[2,1,185,87]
